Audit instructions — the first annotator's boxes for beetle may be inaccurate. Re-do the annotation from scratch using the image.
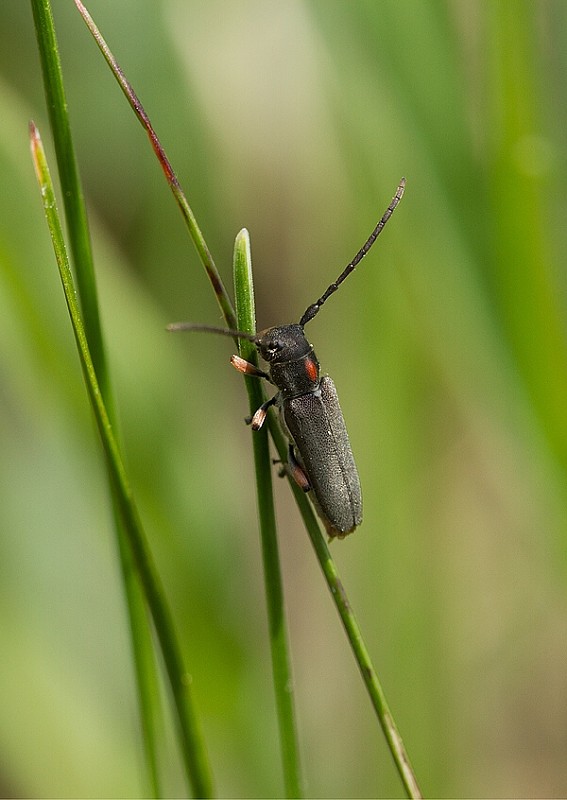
[169,178,405,538]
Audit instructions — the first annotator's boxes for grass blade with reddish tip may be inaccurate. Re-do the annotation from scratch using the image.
[30,0,163,793]
[74,0,237,331]
[30,120,213,800]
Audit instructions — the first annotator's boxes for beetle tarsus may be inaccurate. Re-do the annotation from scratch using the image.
[287,445,311,492]
[249,395,277,430]
[231,354,271,381]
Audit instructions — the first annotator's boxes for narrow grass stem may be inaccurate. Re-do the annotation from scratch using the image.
[73,0,237,331]
[30,1,163,793]
[233,230,303,798]
[31,0,110,401]
[267,416,423,800]
[30,122,213,800]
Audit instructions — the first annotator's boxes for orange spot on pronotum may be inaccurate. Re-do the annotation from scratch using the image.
[305,357,318,382]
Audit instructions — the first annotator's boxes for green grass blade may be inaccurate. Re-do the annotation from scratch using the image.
[233,230,303,798]
[233,229,418,797]
[30,122,213,800]
[113,521,162,797]
[30,1,162,793]
[30,0,110,400]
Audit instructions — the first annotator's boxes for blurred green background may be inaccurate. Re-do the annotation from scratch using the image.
[1,1,567,797]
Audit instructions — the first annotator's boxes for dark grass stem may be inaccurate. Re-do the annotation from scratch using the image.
[30,0,163,794]
[73,0,237,331]
[30,123,213,800]
[233,231,303,798]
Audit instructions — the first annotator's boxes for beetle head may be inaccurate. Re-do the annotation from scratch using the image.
[256,324,312,363]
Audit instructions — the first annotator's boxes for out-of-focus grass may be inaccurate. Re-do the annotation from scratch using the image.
[1,1,566,797]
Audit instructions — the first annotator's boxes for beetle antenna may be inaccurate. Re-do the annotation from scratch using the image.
[299,177,406,327]
[167,322,258,342]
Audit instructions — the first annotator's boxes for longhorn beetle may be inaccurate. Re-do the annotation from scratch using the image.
[169,178,405,538]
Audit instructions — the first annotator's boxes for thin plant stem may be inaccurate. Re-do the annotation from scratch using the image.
[267,415,423,799]
[30,121,213,800]
[73,0,237,331]
[30,0,162,793]
[233,230,303,798]
[31,0,109,400]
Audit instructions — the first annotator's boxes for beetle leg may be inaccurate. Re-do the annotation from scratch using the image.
[287,444,311,492]
[246,395,278,430]
[231,354,271,381]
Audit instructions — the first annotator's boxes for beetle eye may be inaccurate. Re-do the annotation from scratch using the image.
[266,339,282,357]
